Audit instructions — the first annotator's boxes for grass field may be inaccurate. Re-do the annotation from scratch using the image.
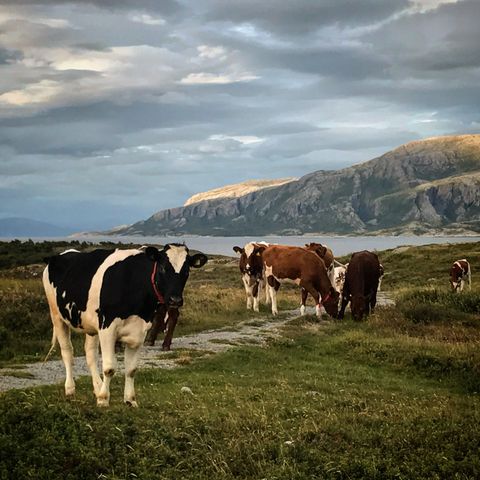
[0,240,479,479]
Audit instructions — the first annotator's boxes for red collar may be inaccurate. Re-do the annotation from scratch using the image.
[321,292,331,305]
[151,262,165,304]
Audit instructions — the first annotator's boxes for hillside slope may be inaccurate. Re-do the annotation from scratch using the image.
[184,178,296,206]
[111,134,480,236]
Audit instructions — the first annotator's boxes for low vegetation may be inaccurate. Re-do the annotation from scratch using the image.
[0,240,479,479]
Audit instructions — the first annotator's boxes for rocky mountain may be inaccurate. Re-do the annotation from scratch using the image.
[184,178,296,206]
[110,134,480,236]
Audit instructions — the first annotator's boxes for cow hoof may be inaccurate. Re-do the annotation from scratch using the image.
[144,340,154,347]
[125,400,138,408]
[65,388,75,397]
[161,345,171,351]
[96,398,110,408]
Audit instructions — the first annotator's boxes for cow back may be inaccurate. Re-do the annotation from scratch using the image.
[345,251,381,296]
[262,245,326,280]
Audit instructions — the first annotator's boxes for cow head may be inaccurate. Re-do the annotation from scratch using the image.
[351,293,369,321]
[305,242,334,269]
[233,242,266,278]
[305,242,327,258]
[323,287,339,318]
[146,244,207,308]
[248,243,268,277]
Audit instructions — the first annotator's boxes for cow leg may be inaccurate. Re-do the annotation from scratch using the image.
[252,281,260,312]
[124,344,142,407]
[144,306,167,346]
[51,315,75,397]
[267,275,280,315]
[97,328,118,407]
[300,288,308,316]
[84,334,102,397]
[338,283,350,320]
[300,281,321,318]
[370,290,378,314]
[242,275,254,310]
[162,308,179,351]
[262,275,271,305]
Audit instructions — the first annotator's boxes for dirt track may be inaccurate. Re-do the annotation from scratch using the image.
[0,292,394,393]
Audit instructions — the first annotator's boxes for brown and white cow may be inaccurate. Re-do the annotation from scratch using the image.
[302,242,337,314]
[449,259,471,292]
[333,263,347,294]
[233,242,270,312]
[251,244,339,318]
[338,250,382,322]
[304,242,335,284]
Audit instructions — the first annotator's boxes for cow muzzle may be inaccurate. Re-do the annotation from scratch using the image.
[167,295,184,308]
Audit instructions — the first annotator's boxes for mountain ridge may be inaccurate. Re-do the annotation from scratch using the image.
[105,134,480,236]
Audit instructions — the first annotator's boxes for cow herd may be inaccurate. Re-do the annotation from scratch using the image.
[41,242,472,407]
[232,241,382,322]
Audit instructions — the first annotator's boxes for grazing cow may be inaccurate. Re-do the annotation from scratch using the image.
[338,251,382,321]
[302,242,336,314]
[450,259,471,292]
[43,244,207,407]
[251,244,339,318]
[333,264,347,294]
[233,242,270,312]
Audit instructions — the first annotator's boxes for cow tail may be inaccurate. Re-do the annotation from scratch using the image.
[43,328,57,363]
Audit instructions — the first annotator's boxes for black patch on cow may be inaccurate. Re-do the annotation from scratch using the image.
[98,253,158,329]
[47,250,113,328]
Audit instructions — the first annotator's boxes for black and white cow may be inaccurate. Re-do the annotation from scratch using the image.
[43,244,207,407]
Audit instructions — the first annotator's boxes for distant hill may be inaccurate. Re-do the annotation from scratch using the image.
[105,134,480,236]
[184,178,297,206]
[0,217,72,237]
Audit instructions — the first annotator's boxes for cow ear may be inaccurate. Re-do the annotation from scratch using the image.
[190,253,208,268]
[253,245,267,256]
[233,246,244,254]
[145,246,159,261]
[317,246,327,257]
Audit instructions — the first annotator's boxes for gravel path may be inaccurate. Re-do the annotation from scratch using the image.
[0,292,394,393]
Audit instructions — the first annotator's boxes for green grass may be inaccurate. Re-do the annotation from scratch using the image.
[0,313,479,479]
[1,240,480,479]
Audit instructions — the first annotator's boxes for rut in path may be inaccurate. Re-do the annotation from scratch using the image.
[0,292,395,393]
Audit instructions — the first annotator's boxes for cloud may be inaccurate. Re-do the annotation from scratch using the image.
[0,0,479,230]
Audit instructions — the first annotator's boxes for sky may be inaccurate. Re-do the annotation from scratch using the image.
[0,0,479,231]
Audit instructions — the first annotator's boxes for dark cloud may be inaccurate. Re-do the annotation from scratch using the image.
[0,0,183,15]
[0,0,479,230]
[202,0,410,35]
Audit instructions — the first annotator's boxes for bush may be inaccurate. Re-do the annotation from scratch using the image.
[399,289,480,324]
